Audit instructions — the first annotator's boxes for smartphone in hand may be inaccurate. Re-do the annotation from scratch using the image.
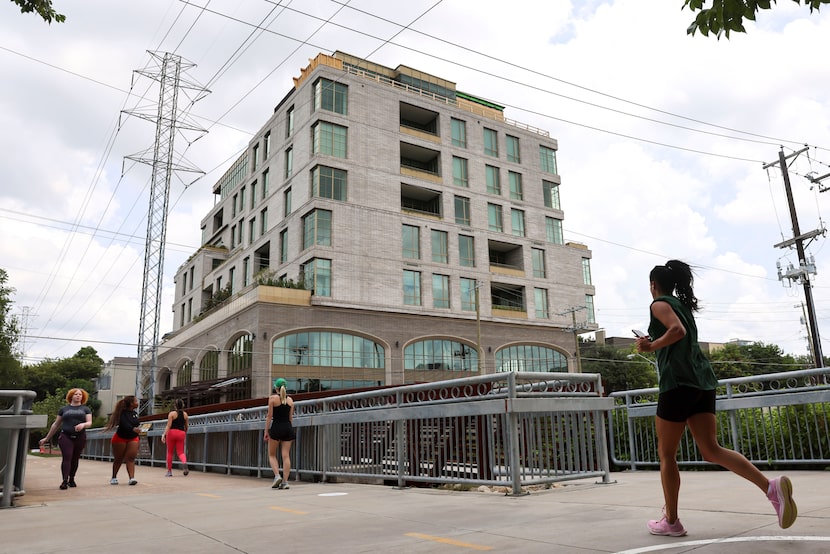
[632,329,647,338]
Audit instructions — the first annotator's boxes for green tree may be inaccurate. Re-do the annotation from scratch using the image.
[24,347,104,403]
[0,268,24,390]
[684,0,829,38]
[708,341,805,379]
[9,0,65,23]
[580,342,657,394]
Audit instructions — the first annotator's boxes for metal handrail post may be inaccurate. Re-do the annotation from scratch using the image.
[507,372,523,495]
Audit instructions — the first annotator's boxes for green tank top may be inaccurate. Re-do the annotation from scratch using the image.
[648,295,718,393]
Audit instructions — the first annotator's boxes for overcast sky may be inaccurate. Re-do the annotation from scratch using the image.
[2,0,830,367]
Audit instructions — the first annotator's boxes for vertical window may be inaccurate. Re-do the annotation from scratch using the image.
[582,258,593,285]
[454,196,471,226]
[458,235,475,267]
[546,217,563,245]
[264,131,271,158]
[484,128,498,157]
[585,295,596,324]
[260,208,268,235]
[187,298,192,322]
[231,225,237,248]
[243,257,250,287]
[284,147,293,178]
[431,230,448,263]
[249,218,256,245]
[279,229,288,263]
[188,266,194,290]
[301,258,331,296]
[312,165,347,200]
[252,144,259,171]
[312,121,348,158]
[250,181,257,210]
[511,209,525,237]
[286,106,294,138]
[232,194,238,217]
[451,118,466,148]
[485,165,501,195]
[460,277,477,311]
[284,188,292,216]
[432,274,449,309]
[508,171,523,201]
[543,180,560,209]
[488,203,503,232]
[452,156,468,187]
[506,135,520,163]
[532,248,546,278]
[262,169,269,199]
[179,303,185,327]
[534,288,549,318]
[239,186,246,214]
[314,78,348,114]
[303,209,332,249]
[540,145,557,174]
[238,220,244,246]
[403,270,422,306]
[229,266,236,294]
[402,224,420,259]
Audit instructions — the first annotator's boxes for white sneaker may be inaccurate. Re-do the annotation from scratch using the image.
[110,478,118,485]
[271,477,283,489]
[128,478,138,486]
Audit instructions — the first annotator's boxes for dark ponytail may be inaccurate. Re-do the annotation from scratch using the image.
[649,259,699,312]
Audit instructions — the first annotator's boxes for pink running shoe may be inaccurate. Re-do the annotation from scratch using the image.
[647,516,687,537]
[768,476,797,529]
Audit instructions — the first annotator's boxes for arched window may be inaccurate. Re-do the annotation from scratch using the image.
[177,360,193,386]
[225,334,253,401]
[496,344,567,372]
[273,331,384,368]
[404,339,478,371]
[200,349,219,381]
[228,334,253,376]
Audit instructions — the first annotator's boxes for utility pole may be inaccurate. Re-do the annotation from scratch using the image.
[123,52,208,415]
[17,306,34,360]
[558,306,586,373]
[764,147,825,368]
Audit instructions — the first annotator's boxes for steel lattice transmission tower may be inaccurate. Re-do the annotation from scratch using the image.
[123,51,208,415]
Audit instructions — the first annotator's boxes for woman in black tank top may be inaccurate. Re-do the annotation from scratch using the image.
[264,378,295,489]
[162,399,189,476]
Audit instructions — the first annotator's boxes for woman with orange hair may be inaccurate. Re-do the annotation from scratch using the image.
[39,388,93,490]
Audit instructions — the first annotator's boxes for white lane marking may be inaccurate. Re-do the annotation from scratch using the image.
[318,492,349,496]
[616,536,830,554]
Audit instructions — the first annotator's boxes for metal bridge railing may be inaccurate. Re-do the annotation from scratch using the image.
[1,390,47,507]
[84,372,613,493]
[608,367,830,470]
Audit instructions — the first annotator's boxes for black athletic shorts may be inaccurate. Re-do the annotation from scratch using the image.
[656,386,716,422]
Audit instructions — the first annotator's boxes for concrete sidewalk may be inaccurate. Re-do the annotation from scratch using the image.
[2,455,829,553]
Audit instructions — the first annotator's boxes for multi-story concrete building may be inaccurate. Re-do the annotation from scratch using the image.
[154,51,596,407]
[94,356,138,417]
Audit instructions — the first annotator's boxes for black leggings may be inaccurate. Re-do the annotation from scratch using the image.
[58,432,86,481]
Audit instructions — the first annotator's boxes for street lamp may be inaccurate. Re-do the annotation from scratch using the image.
[627,353,659,382]
[475,280,483,372]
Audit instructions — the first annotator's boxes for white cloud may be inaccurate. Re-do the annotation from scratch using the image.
[2,0,830,364]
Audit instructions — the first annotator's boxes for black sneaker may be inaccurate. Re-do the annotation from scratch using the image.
[59,482,68,490]
[68,479,77,488]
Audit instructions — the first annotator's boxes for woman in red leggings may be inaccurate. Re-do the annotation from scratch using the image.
[162,399,189,476]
